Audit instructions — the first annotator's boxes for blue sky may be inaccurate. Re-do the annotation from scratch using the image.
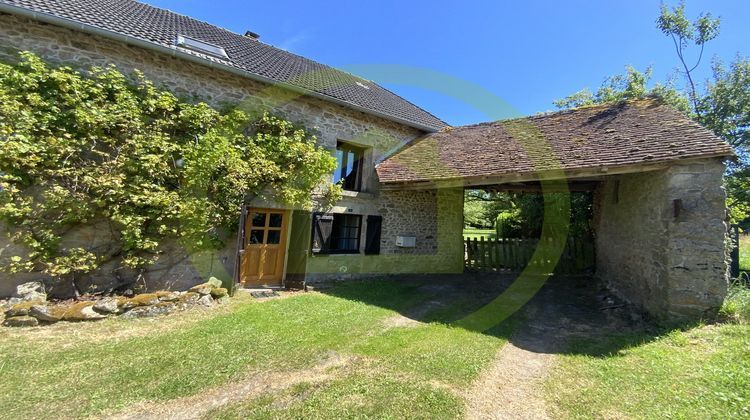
[149,0,749,126]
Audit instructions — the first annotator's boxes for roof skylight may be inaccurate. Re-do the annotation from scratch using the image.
[176,35,228,59]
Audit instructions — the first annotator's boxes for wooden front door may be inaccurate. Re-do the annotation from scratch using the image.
[240,208,289,287]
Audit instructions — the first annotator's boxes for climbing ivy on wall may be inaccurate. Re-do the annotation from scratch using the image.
[0,52,339,287]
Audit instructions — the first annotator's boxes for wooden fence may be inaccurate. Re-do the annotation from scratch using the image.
[464,236,595,274]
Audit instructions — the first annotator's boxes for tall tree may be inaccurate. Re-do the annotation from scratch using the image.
[555,2,749,223]
[703,58,750,223]
[656,1,720,115]
[699,58,750,158]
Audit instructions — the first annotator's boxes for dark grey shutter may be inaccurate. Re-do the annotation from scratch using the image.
[364,215,382,255]
[311,213,333,254]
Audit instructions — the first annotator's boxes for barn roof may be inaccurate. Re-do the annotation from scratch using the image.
[376,99,734,186]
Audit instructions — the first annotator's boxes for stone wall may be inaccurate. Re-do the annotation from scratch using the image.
[595,157,728,321]
[305,187,465,282]
[0,14,422,153]
[0,13,441,296]
[379,190,439,255]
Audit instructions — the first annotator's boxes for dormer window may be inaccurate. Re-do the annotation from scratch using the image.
[176,35,228,59]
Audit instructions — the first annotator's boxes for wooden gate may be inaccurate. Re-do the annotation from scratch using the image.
[465,236,595,274]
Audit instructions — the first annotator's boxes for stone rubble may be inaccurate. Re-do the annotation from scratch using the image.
[3,315,38,327]
[2,278,230,327]
[92,297,120,314]
[29,305,63,322]
[15,281,47,302]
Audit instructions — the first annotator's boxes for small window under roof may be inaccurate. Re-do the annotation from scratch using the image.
[176,35,228,59]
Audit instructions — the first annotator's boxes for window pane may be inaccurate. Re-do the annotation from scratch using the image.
[251,212,266,227]
[269,213,283,228]
[345,151,355,177]
[343,151,359,190]
[329,213,361,252]
[249,229,265,244]
[346,214,361,228]
[342,227,353,238]
[333,149,344,184]
[335,143,363,192]
[267,230,281,244]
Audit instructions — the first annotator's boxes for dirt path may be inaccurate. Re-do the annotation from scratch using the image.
[107,352,354,420]
[463,310,570,420]
[464,341,555,420]
[107,275,642,420]
[462,274,642,419]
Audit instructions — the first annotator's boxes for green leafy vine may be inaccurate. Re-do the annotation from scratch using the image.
[0,52,340,291]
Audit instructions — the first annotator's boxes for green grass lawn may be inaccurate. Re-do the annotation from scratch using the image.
[740,233,749,272]
[463,228,496,240]
[0,280,510,419]
[546,281,750,420]
[3,278,749,419]
[546,323,750,419]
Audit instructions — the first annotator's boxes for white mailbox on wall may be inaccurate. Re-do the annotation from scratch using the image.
[395,236,416,248]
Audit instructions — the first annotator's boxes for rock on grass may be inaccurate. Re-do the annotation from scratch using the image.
[207,277,223,288]
[198,294,213,306]
[4,300,45,317]
[120,302,177,319]
[93,297,120,314]
[62,302,107,322]
[29,305,64,323]
[120,293,159,310]
[189,284,214,296]
[178,292,200,305]
[210,288,228,299]
[156,291,180,302]
[190,277,225,296]
[2,316,39,327]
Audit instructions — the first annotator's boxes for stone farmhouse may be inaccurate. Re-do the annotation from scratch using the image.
[0,0,735,321]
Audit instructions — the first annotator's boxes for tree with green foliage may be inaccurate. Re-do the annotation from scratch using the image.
[555,2,750,224]
[463,199,491,228]
[0,52,339,294]
[700,58,750,157]
[495,209,521,238]
[553,66,689,113]
[464,186,593,238]
[703,58,750,223]
[464,189,515,228]
[493,193,593,239]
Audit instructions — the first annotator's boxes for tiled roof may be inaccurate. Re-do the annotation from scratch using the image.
[0,0,446,131]
[377,99,734,184]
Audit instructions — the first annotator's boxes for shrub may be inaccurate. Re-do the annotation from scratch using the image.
[495,210,521,238]
[0,52,339,292]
